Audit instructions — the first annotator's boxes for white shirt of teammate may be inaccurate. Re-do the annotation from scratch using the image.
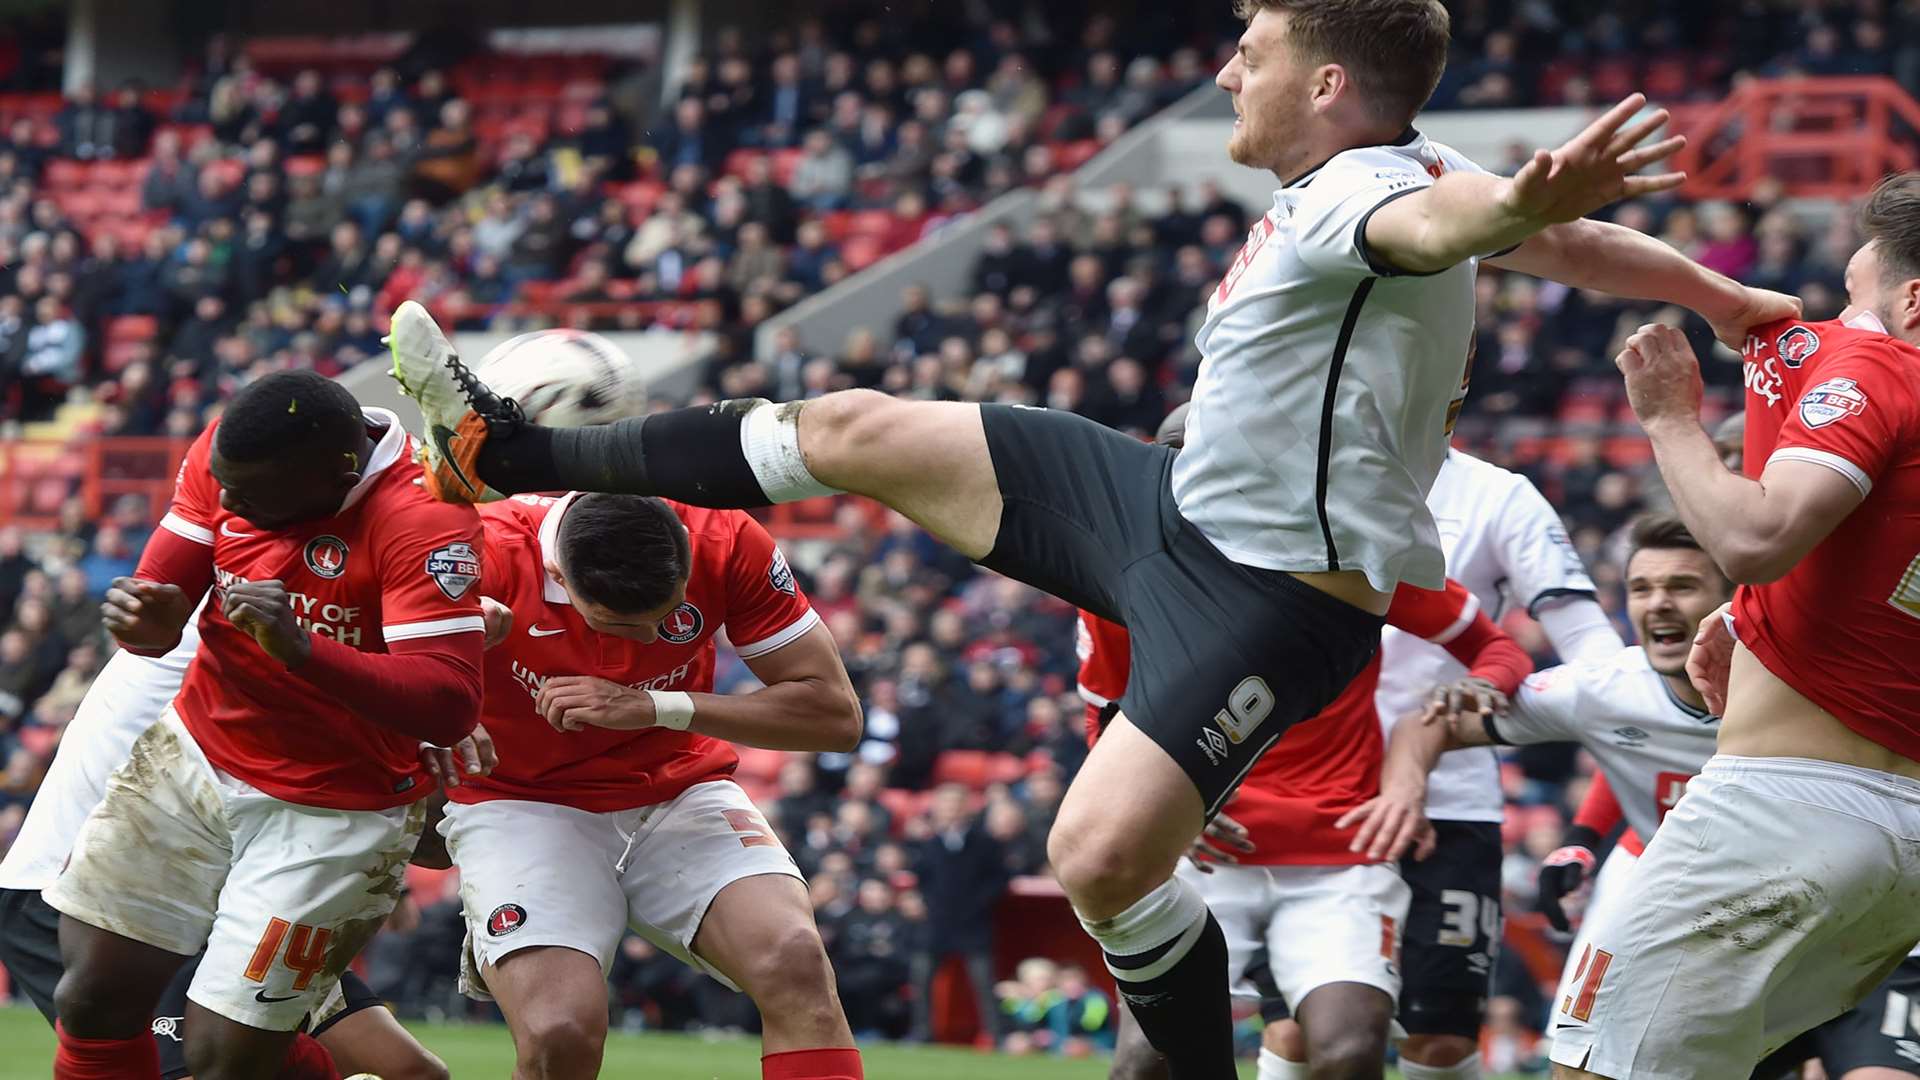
[1375,449,1623,821]
[1490,646,1720,839]
[0,611,201,891]
[1173,133,1493,593]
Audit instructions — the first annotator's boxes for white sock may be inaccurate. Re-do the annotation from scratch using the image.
[1398,1051,1483,1080]
[1257,1048,1308,1080]
[739,401,839,502]
[1076,875,1209,983]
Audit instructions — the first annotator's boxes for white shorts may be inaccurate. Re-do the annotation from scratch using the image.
[1546,842,1639,1036]
[442,779,802,998]
[1178,859,1410,1012]
[1549,755,1920,1080]
[43,710,424,1030]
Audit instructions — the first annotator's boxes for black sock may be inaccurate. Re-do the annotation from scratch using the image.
[475,402,772,507]
[1107,912,1237,1079]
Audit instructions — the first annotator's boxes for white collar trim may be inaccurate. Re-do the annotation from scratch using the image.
[537,491,582,605]
[339,407,408,513]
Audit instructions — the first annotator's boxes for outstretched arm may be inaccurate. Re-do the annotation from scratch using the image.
[1366,94,1684,274]
[1489,219,1797,347]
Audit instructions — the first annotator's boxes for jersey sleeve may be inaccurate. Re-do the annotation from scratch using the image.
[375,499,487,645]
[723,514,820,660]
[1491,663,1583,745]
[1766,343,1918,496]
[1295,146,1495,279]
[156,425,220,547]
[1383,578,1481,641]
[1491,478,1597,617]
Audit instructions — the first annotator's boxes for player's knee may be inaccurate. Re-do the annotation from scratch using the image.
[1264,1020,1305,1059]
[1397,1033,1478,1067]
[1304,1026,1386,1080]
[516,1009,607,1080]
[739,921,838,1011]
[51,969,138,1036]
[798,389,895,466]
[1049,818,1157,914]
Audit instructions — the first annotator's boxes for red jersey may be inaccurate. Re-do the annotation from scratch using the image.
[1078,579,1525,864]
[456,493,819,812]
[1738,317,1920,758]
[156,412,486,810]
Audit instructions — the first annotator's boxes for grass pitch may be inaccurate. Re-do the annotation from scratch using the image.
[0,1005,1529,1077]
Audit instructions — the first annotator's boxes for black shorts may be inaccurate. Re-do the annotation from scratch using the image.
[1396,819,1502,1038]
[978,405,1384,815]
[0,887,383,1074]
[1758,955,1920,1078]
[1241,947,1292,1025]
[0,887,61,1021]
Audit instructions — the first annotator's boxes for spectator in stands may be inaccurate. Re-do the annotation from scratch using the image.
[829,877,914,1037]
[791,127,853,211]
[276,68,336,156]
[653,96,723,176]
[908,783,1008,1044]
[340,131,405,235]
[16,296,81,420]
[413,98,481,202]
[997,957,1061,1054]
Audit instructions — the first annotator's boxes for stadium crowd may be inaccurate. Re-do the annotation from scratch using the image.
[0,0,1895,1064]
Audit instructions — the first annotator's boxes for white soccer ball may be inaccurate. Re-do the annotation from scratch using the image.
[474,329,646,427]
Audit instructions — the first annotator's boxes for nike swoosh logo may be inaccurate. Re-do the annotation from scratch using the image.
[220,522,254,538]
[431,424,477,497]
[528,626,566,637]
[254,989,300,1003]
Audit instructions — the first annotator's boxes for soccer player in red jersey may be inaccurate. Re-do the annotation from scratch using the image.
[1549,174,1920,1079]
[46,372,486,1080]
[1087,575,1531,1080]
[439,490,864,1080]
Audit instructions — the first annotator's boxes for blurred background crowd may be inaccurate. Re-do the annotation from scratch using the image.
[0,0,1901,1066]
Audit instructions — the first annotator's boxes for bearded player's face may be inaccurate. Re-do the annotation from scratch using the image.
[1218,10,1313,176]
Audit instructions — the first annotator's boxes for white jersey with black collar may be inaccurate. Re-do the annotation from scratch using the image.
[1171,131,1491,593]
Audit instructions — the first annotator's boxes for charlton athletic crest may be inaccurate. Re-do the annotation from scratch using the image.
[486,903,526,937]
[1799,377,1868,428]
[303,535,349,579]
[1777,325,1820,368]
[660,602,704,644]
[425,542,480,600]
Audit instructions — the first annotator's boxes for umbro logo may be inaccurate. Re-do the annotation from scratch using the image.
[1195,727,1229,766]
[528,625,566,638]
[1612,726,1650,746]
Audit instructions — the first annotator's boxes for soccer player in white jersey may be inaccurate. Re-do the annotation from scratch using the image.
[1355,514,1731,1042]
[0,616,457,1080]
[388,2,1794,1071]
[1368,448,1624,1080]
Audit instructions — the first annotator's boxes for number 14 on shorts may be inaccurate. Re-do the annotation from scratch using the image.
[244,917,331,991]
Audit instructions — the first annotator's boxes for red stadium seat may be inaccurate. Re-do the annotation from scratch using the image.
[840,235,885,271]
[107,315,158,344]
[930,750,1026,790]
[878,788,935,831]
[45,159,86,187]
[1051,139,1102,171]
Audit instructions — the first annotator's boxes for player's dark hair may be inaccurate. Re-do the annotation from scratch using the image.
[1627,513,1730,591]
[558,493,690,615]
[1628,513,1703,557]
[214,370,365,465]
[1232,0,1450,126]
[1860,172,1920,284]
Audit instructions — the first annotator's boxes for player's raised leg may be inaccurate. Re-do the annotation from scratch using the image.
[52,922,189,1080]
[387,301,1004,557]
[691,874,860,1074]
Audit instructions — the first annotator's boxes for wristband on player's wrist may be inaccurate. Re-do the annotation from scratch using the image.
[645,689,695,730]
